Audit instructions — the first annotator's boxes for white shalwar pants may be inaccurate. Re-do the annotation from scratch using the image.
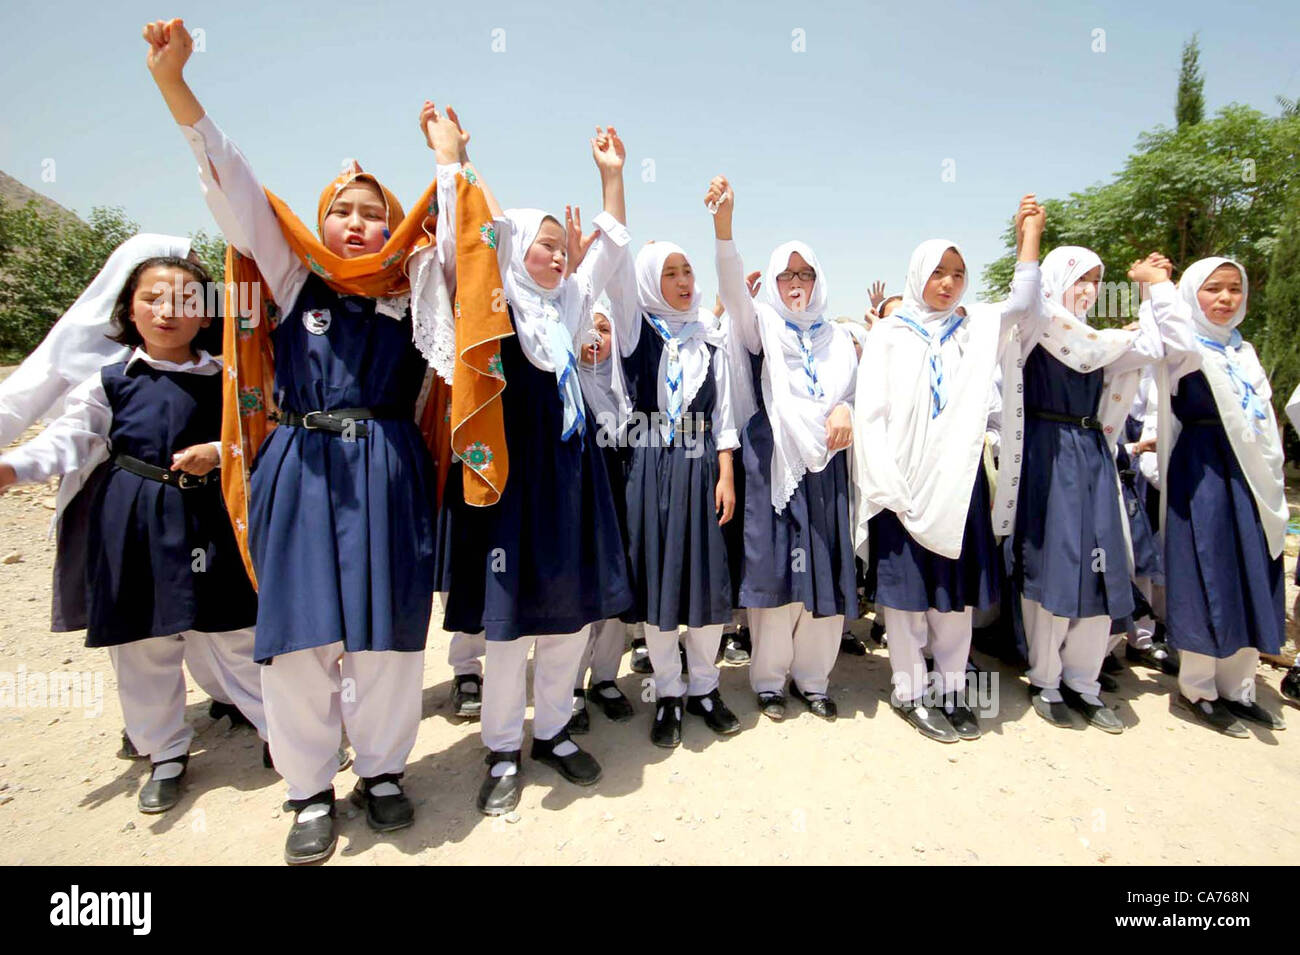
[645,624,724,698]
[481,627,590,753]
[1179,648,1259,704]
[1022,597,1110,700]
[448,630,486,678]
[577,618,625,689]
[260,643,424,801]
[882,606,972,705]
[747,603,842,696]
[109,627,266,764]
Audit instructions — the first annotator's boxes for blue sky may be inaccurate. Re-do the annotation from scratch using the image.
[1,0,1296,316]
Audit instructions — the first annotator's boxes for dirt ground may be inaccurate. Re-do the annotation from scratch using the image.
[2,405,1300,866]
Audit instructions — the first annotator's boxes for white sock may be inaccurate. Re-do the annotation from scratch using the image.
[698,695,714,712]
[552,739,578,757]
[296,802,331,822]
[151,761,185,781]
[572,695,587,710]
[598,684,622,699]
[490,759,518,778]
[368,781,401,797]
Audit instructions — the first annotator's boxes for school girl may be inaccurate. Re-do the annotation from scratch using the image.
[569,298,635,733]
[707,176,857,723]
[854,197,1045,743]
[0,254,265,814]
[1006,248,1195,734]
[604,241,741,747]
[1154,257,1287,736]
[423,107,633,815]
[146,19,460,863]
[0,234,265,754]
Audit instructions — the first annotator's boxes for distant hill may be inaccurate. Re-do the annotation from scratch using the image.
[0,170,80,225]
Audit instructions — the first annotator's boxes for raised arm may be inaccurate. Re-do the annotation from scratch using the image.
[997,194,1046,336]
[708,177,761,355]
[144,18,305,307]
[571,126,631,310]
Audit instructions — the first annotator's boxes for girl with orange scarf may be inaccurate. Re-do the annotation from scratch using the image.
[143,18,491,864]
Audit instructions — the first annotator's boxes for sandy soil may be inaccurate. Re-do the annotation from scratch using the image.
[2,407,1299,866]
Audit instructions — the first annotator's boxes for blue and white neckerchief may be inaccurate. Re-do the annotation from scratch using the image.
[1198,331,1268,434]
[645,313,703,443]
[784,319,826,399]
[896,312,966,418]
[541,302,585,445]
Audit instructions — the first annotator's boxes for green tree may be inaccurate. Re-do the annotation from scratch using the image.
[1176,35,1205,128]
[0,199,138,362]
[188,228,227,284]
[1260,187,1300,442]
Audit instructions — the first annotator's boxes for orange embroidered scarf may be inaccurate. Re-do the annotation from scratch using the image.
[220,163,509,587]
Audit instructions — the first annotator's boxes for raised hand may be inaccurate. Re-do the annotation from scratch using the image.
[143,17,192,82]
[421,101,465,165]
[1128,254,1170,287]
[868,279,887,310]
[704,176,732,215]
[564,205,597,276]
[592,125,626,175]
[745,270,762,299]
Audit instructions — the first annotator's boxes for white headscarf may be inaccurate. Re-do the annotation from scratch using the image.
[633,242,727,429]
[751,240,857,510]
[577,296,621,431]
[500,208,587,441]
[1041,246,1104,320]
[0,232,192,447]
[1156,257,1285,558]
[854,239,1018,557]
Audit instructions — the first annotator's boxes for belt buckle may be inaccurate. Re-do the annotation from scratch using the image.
[176,472,200,490]
[301,410,327,431]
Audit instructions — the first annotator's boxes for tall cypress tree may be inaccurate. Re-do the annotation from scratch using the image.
[1176,35,1205,128]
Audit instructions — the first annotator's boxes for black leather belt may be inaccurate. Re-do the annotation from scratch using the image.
[1029,409,1103,431]
[273,407,397,437]
[113,454,219,489]
[676,415,712,434]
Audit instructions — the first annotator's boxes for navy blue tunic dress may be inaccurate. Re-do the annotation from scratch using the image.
[621,325,732,629]
[1011,347,1133,620]
[247,275,437,663]
[1164,370,1284,658]
[80,361,257,647]
[739,355,857,618]
[869,466,1000,613]
[1115,418,1162,582]
[442,307,633,641]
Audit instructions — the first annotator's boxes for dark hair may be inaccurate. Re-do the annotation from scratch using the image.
[108,255,223,355]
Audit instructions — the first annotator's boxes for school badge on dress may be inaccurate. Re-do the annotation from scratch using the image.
[302,308,332,335]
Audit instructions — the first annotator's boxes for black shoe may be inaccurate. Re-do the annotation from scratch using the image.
[1282,667,1300,704]
[586,681,635,721]
[451,673,483,719]
[722,636,751,665]
[867,619,886,647]
[137,755,188,813]
[1101,654,1124,674]
[686,688,741,734]
[477,750,522,816]
[1028,686,1075,729]
[1222,698,1286,730]
[284,788,337,865]
[1098,671,1119,693]
[839,634,867,657]
[943,703,981,740]
[118,729,145,761]
[567,692,591,735]
[208,699,255,730]
[651,695,684,748]
[894,700,958,743]
[757,691,787,722]
[734,626,752,654]
[789,682,838,721]
[531,730,602,785]
[1127,641,1179,676]
[629,638,652,674]
[349,773,414,832]
[1060,684,1123,734]
[1180,694,1248,738]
